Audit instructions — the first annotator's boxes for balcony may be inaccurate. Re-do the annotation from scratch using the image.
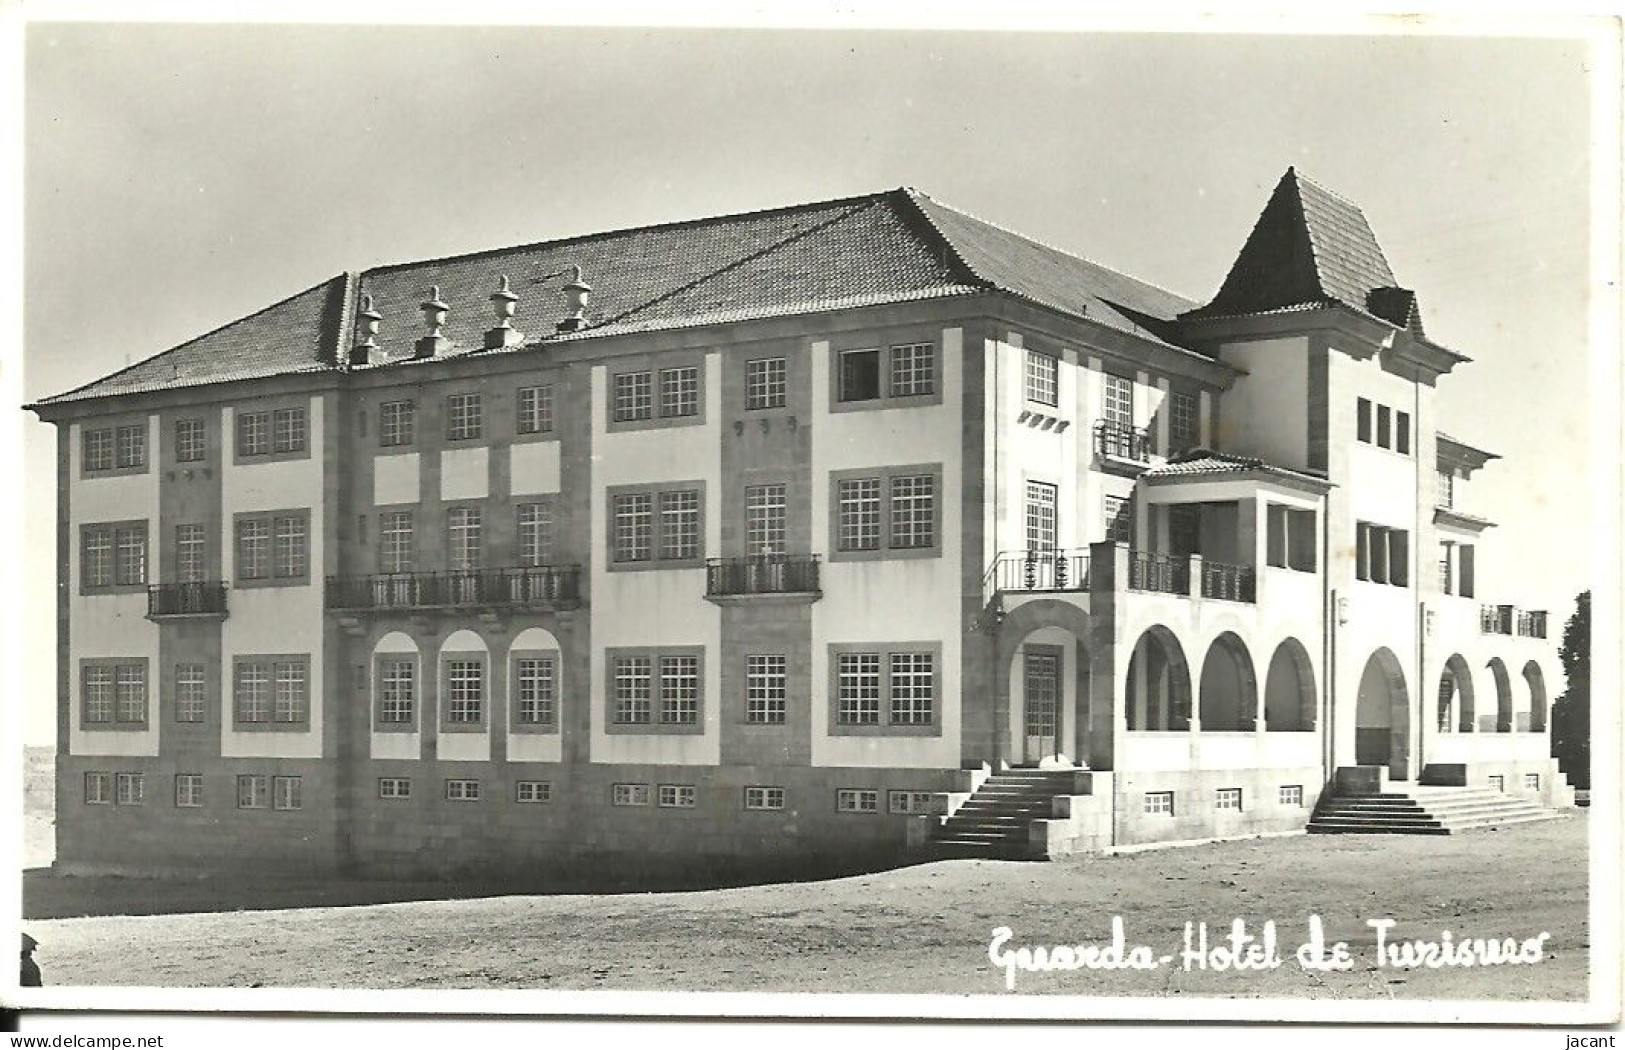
[705,554,821,603]
[986,548,1091,593]
[1127,550,1190,595]
[325,566,582,614]
[147,581,228,620]
[1199,560,1257,603]
[1093,419,1152,472]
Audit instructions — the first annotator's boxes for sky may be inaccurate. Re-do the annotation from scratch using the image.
[12,19,1609,746]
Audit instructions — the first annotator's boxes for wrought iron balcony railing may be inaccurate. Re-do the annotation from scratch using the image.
[1128,550,1189,595]
[325,566,582,612]
[987,548,1092,593]
[1093,418,1152,463]
[705,554,821,598]
[147,581,228,618]
[1199,560,1257,603]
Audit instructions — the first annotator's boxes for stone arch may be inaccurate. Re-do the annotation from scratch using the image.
[1355,648,1411,778]
[1437,654,1475,734]
[1264,637,1316,731]
[994,599,1095,767]
[1199,632,1258,731]
[1523,661,1548,733]
[1486,657,1514,732]
[1125,625,1191,731]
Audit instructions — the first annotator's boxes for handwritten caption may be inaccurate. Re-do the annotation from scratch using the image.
[987,917,1551,990]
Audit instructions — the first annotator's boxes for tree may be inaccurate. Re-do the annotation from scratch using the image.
[1550,591,1590,789]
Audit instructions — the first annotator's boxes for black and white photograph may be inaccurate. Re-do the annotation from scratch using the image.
[4,4,1620,1037]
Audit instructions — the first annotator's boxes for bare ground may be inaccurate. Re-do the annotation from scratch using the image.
[20,795,1590,1000]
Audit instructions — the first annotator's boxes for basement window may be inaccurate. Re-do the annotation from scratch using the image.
[1279,785,1304,807]
[1215,787,1243,811]
[1143,790,1174,816]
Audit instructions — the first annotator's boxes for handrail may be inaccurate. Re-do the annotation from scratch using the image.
[705,554,821,596]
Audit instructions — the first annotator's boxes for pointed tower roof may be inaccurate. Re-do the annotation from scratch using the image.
[1183,167,1420,328]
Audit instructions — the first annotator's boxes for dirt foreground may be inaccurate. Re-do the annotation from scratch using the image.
[20,814,1589,1001]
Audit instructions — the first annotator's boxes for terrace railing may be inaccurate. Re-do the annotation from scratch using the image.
[1128,550,1189,595]
[1093,419,1152,464]
[325,566,582,612]
[986,548,1091,593]
[1199,560,1257,603]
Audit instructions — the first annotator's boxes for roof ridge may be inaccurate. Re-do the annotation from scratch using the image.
[1289,166,1367,212]
[360,187,899,280]
[895,187,993,290]
[909,188,1185,301]
[34,275,345,405]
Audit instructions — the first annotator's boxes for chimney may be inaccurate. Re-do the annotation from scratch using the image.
[557,265,592,332]
[484,275,524,349]
[415,285,451,359]
[349,293,383,367]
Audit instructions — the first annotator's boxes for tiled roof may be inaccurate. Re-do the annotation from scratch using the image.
[1183,168,1416,330]
[35,277,348,405]
[35,186,1214,409]
[1143,447,1332,490]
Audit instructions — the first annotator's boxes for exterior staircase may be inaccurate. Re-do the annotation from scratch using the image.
[1309,771,1565,836]
[927,769,1096,859]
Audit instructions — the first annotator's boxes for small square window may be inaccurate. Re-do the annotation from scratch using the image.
[1215,787,1243,811]
[516,781,551,804]
[612,782,651,806]
[379,778,412,800]
[1523,773,1540,791]
[836,788,879,813]
[744,785,785,811]
[888,790,935,815]
[1279,784,1304,807]
[658,784,696,808]
[1488,774,1506,792]
[838,349,882,402]
[1144,790,1174,815]
[445,778,481,801]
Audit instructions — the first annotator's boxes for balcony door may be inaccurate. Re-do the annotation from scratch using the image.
[1021,646,1062,766]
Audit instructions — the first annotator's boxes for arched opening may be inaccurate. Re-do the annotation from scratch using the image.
[995,600,1095,767]
[1486,658,1514,733]
[1437,654,1475,734]
[1355,648,1410,777]
[1522,661,1548,733]
[1264,638,1316,731]
[1125,626,1191,731]
[372,631,420,734]
[1199,632,1257,731]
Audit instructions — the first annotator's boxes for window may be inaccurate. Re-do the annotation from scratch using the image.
[378,659,415,724]
[446,779,481,801]
[234,658,308,726]
[1144,790,1174,815]
[1356,522,1409,587]
[1025,481,1057,552]
[1376,405,1392,449]
[1025,351,1058,407]
[1357,398,1372,443]
[836,477,881,552]
[744,786,785,811]
[1103,495,1133,544]
[836,653,881,726]
[1265,505,1317,572]
[115,425,146,469]
[832,468,940,557]
[658,784,697,808]
[272,407,307,454]
[84,772,112,805]
[446,392,483,441]
[746,357,787,410]
[1488,774,1506,793]
[447,507,482,570]
[379,400,415,447]
[1103,374,1134,426]
[83,428,115,472]
[175,524,207,582]
[379,778,412,800]
[517,385,554,434]
[1438,471,1455,509]
[237,412,270,457]
[610,650,703,729]
[1169,391,1199,451]
[517,503,554,566]
[116,772,144,806]
[838,349,882,402]
[1169,504,1200,559]
[612,655,652,725]
[888,653,935,726]
[889,342,935,397]
[514,657,556,726]
[834,648,937,730]
[237,774,270,809]
[515,781,551,803]
[82,662,147,726]
[1524,773,1541,791]
[836,789,880,814]
[273,775,302,811]
[1279,784,1304,807]
[175,419,206,463]
[612,371,654,422]
[658,655,700,725]
[889,474,936,549]
[235,512,307,583]
[1395,411,1411,455]
[659,366,700,417]
[82,523,146,589]
[379,512,414,573]
[888,790,935,815]
[445,660,484,724]
[175,664,206,723]
[658,490,701,560]
[746,654,787,724]
[1215,787,1243,811]
[612,783,651,806]
[611,485,703,566]
[744,485,786,556]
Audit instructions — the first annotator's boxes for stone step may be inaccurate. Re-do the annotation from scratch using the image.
[1319,800,1546,820]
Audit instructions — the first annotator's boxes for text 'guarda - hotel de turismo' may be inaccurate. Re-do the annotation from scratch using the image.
[28,168,1575,875]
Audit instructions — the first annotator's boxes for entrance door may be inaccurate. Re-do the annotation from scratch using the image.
[1022,648,1061,764]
